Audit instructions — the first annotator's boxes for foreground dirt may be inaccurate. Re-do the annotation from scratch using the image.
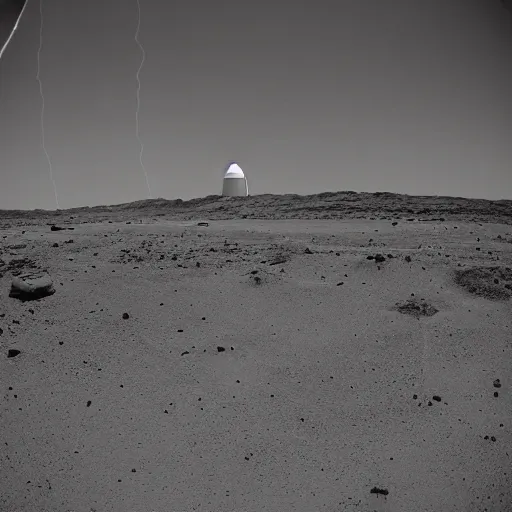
[1,205,512,512]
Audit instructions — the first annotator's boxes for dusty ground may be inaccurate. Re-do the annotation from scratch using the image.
[1,192,512,512]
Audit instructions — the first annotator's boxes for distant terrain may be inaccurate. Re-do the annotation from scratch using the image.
[1,191,511,226]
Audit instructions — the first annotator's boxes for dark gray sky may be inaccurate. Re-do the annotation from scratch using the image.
[0,0,511,210]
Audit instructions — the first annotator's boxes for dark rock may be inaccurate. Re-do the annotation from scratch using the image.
[7,349,20,358]
[269,259,287,266]
[370,487,389,496]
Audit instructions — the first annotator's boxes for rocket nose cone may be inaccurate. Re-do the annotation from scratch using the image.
[224,162,245,178]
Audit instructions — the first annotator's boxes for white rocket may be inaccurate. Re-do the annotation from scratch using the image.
[222,162,249,197]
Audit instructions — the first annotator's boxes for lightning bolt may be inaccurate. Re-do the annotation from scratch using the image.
[36,0,60,209]
[0,0,29,61]
[135,0,152,199]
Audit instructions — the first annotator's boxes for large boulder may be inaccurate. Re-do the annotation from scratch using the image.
[9,272,55,301]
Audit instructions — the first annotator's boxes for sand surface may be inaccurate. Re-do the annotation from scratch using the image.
[1,198,512,512]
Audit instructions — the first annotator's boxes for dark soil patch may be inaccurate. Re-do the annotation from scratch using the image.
[394,299,439,318]
[453,266,512,301]
[0,257,39,278]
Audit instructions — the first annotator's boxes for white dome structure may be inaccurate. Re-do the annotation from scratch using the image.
[222,162,249,197]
